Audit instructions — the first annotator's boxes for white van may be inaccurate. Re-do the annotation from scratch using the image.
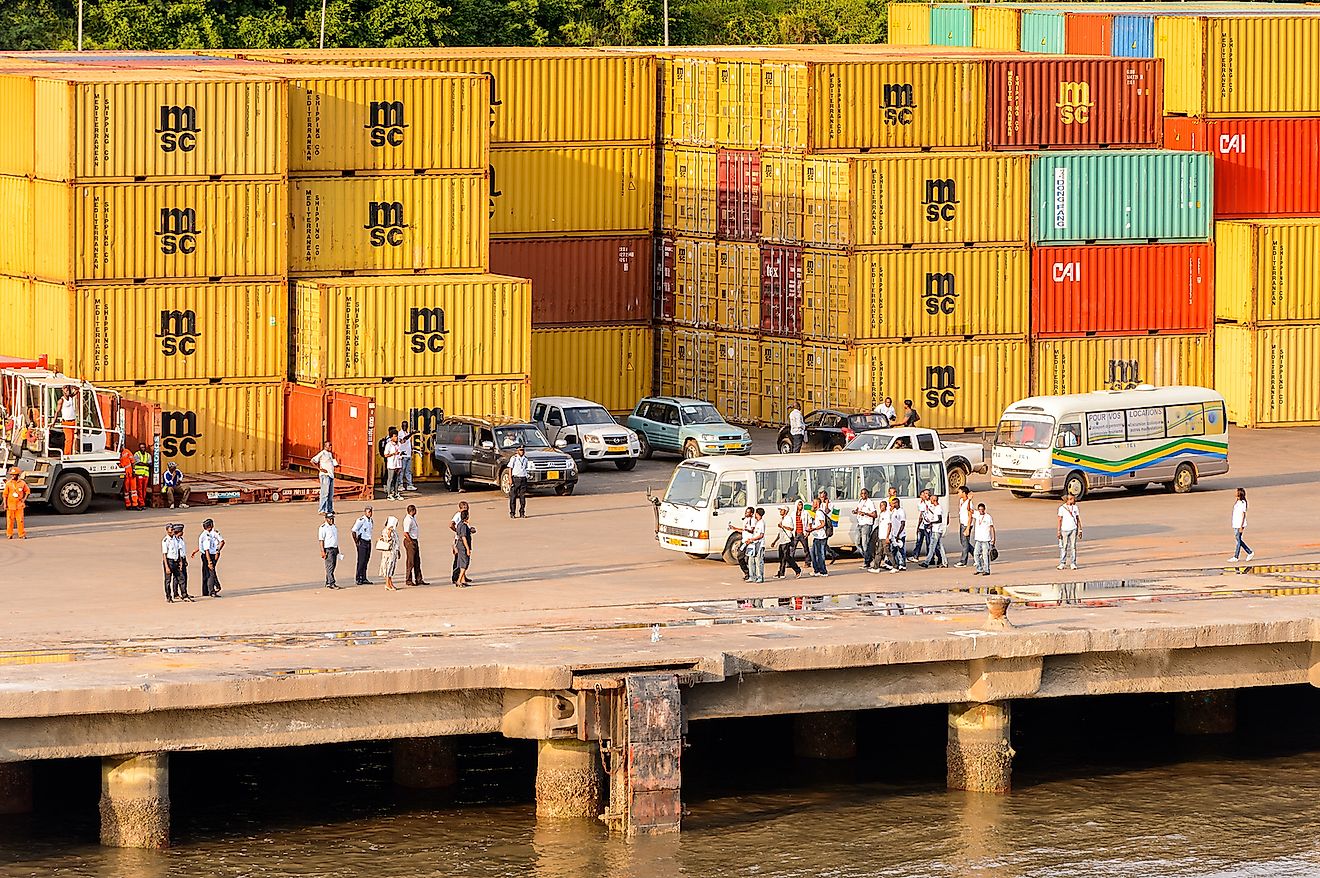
[656,449,949,561]
[991,385,1229,500]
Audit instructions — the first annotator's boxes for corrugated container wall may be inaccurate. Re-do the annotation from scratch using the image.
[660,147,717,237]
[718,60,761,149]
[293,274,531,384]
[1065,13,1113,56]
[490,145,654,237]
[760,61,807,153]
[931,5,973,46]
[1021,11,1066,53]
[717,149,760,242]
[490,236,651,325]
[1031,244,1213,337]
[761,245,803,337]
[661,56,718,147]
[1215,220,1320,325]
[712,332,762,424]
[1031,151,1212,244]
[531,326,654,413]
[887,3,933,45]
[974,6,1020,50]
[851,339,1029,430]
[761,152,803,244]
[1112,14,1154,58]
[1163,117,1320,218]
[669,237,718,327]
[1032,335,1212,396]
[1215,324,1320,427]
[658,326,718,402]
[985,58,1162,150]
[109,382,284,472]
[290,174,487,275]
[716,242,761,333]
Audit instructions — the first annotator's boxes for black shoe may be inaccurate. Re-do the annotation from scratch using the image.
[166,597,173,603]
[182,595,195,602]
[510,514,517,519]
[519,513,526,518]
[327,583,339,589]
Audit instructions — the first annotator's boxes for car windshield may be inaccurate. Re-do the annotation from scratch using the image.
[845,432,891,451]
[566,407,616,426]
[664,465,718,508]
[848,413,888,431]
[681,404,725,426]
[995,417,1055,449]
[495,426,550,450]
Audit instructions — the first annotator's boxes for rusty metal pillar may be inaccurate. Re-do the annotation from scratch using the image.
[793,711,858,760]
[602,673,683,837]
[946,702,1012,794]
[393,737,459,789]
[0,763,33,815]
[1174,691,1237,736]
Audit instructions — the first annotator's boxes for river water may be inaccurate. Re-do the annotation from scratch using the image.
[3,695,1320,878]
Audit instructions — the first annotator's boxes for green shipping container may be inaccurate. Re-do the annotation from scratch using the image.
[1021,10,1065,53]
[931,4,973,46]
[1031,151,1213,244]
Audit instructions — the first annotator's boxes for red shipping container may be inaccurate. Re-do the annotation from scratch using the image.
[655,236,676,322]
[1164,117,1320,218]
[760,245,803,337]
[986,58,1162,150]
[1065,14,1113,56]
[1032,243,1212,337]
[717,149,761,242]
[489,236,652,326]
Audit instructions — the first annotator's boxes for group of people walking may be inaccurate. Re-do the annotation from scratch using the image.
[160,518,224,602]
[319,500,476,590]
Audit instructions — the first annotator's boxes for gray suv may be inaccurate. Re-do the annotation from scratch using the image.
[431,416,578,495]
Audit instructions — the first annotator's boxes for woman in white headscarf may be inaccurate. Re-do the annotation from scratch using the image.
[377,515,401,590]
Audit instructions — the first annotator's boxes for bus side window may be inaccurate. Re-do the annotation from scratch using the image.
[1058,423,1081,447]
[811,467,856,502]
[757,470,805,505]
[1204,403,1226,434]
[862,466,888,498]
[915,462,943,497]
[716,478,748,510]
[887,464,914,497]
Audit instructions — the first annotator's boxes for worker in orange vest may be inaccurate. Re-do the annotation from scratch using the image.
[5,466,30,539]
[119,446,137,509]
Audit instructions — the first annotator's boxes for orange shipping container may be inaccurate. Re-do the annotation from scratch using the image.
[490,236,651,326]
[1065,14,1114,56]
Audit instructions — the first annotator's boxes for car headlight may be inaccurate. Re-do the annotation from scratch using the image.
[1034,468,1053,479]
[991,466,1002,477]
[584,434,602,444]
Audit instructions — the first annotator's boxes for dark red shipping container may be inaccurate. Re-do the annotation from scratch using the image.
[1064,13,1113,56]
[1031,243,1213,337]
[760,245,803,337]
[655,235,676,321]
[986,57,1162,150]
[489,236,653,326]
[717,149,761,242]
[1164,117,1320,218]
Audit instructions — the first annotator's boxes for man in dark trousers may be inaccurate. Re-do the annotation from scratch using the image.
[508,445,532,518]
[351,506,374,585]
[191,518,224,597]
[162,523,192,602]
[403,504,427,586]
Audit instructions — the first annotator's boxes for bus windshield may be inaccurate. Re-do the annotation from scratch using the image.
[995,417,1055,449]
[665,466,717,508]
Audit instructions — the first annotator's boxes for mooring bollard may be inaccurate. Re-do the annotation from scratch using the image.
[984,594,1013,630]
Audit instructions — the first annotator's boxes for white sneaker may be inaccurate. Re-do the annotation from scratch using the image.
[1246,552,1254,561]
[1057,563,1065,570]
[1228,556,1240,563]
[1070,564,1078,570]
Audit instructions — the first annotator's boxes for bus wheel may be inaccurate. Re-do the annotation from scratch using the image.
[1171,463,1196,494]
[1063,472,1087,501]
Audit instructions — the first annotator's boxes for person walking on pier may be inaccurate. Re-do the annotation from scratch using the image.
[352,506,375,585]
[191,518,224,597]
[508,445,532,518]
[955,486,975,567]
[886,496,908,571]
[775,503,805,579]
[403,504,427,586]
[808,498,830,576]
[921,497,947,568]
[745,508,767,583]
[1057,493,1081,570]
[312,441,339,516]
[731,506,754,580]
[319,512,341,589]
[398,421,418,493]
[1230,487,1254,564]
[972,503,996,576]
[4,466,29,540]
[853,488,878,570]
[787,402,805,453]
[452,507,474,587]
[378,515,401,591]
[163,523,192,602]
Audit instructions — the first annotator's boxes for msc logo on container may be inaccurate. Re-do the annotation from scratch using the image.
[923,365,959,408]
[484,74,503,129]
[162,410,202,457]
[921,179,958,222]
[1107,359,1141,389]
[156,309,199,356]
[365,201,407,247]
[1056,81,1093,125]
[366,101,408,148]
[155,208,199,255]
[406,307,449,353]
[922,272,958,315]
[155,105,199,153]
[488,164,503,218]
[881,83,916,126]
[1052,261,1081,283]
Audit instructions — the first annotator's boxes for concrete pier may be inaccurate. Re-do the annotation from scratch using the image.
[99,753,169,849]
[793,711,858,760]
[0,763,33,815]
[392,737,459,789]
[1174,691,1238,736]
[947,702,1013,794]
[534,739,602,820]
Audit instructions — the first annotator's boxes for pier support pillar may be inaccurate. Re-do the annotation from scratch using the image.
[793,711,858,760]
[1174,691,1237,736]
[99,753,169,849]
[603,673,684,837]
[393,737,459,789]
[947,702,1013,794]
[535,739,602,820]
[0,763,33,815]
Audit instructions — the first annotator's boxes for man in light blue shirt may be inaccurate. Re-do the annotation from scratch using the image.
[508,446,532,519]
[352,506,374,585]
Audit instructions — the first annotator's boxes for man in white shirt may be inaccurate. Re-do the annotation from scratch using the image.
[402,504,427,586]
[398,421,417,493]
[58,385,80,453]
[1057,493,1081,570]
[875,396,897,425]
[731,506,754,580]
[808,500,831,576]
[853,488,878,570]
[311,441,339,516]
[745,508,767,583]
[191,518,225,597]
[870,500,893,572]
[508,446,533,519]
[914,489,934,559]
[352,506,375,585]
[319,513,341,589]
[972,503,996,576]
[955,486,976,567]
[162,523,192,602]
[382,427,403,501]
[921,497,947,568]
[887,497,908,571]
[788,404,806,453]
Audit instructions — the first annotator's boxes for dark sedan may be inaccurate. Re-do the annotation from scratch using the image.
[776,410,890,453]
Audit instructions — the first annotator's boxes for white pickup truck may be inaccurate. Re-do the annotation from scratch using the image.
[845,427,987,492]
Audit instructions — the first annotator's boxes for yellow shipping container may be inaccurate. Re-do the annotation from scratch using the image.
[0,69,285,181]
[290,174,486,275]
[1032,335,1212,397]
[672,238,719,327]
[663,57,719,147]
[712,332,761,425]
[811,60,985,152]
[108,381,284,473]
[531,325,653,413]
[659,326,718,401]
[804,153,1028,249]
[762,152,804,244]
[974,6,1020,50]
[1215,219,1320,325]
[887,3,933,45]
[716,242,761,333]
[0,176,31,278]
[802,250,849,343]
[0,281,286,383]
[761,61,808,154]
[1215,323,1320,427]
[718,60,762,149]
[660,147,717,237]
[852,339,1030,431]
[802,342,851,413]
[231,48,656,145]
[757,336,800,425]
[8,178,286,283]
[293,274,530,383]
[489,145,653,237]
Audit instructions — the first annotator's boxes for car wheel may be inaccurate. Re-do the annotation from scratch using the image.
[779,439,793,454]
[683,440,701,459]
[1171,463,1196,494]
[721,532,743,565]
[1010,490,1034,499]
[1063,471,1087,501]
[829,443,845,453]
[638,433,653,460]
[440,463,457,492]
[555,483,575,496]
[947,465,969,494]
[51,472,93,514]
[615,459,637,471]
[498,468,512,495]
